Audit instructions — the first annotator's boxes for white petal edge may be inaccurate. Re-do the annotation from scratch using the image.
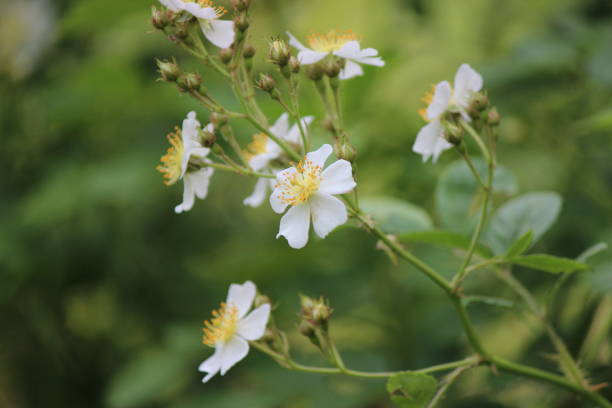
[310,193,348,239]
[412,120,450,163]
[219,336,249,375]
[426,81,452,120]
[286,31,309,52]
[243,177,270,208]
[277,203,311,249]
[339,60,364,80]
[297,49,327,65]
[175,176,195,213]
[201,19,235,49]
[226,280,256,319]
[269,113,290,138]
[306,144,333,168]
[237,304,271,341]
[285,116,314,145]
[198,344,222,383]
[319,160,356,195]
[159,0,183,12]
[453,63,483,108]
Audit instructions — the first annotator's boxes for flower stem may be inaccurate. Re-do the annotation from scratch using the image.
[202,161,275,178]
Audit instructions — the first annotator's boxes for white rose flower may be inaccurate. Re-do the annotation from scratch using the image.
[157,111,214,213]
[270,144,356,249]
[159,0,235,48]
[287,30,384,80]
[198,281,271,383]
[413,63,483,163]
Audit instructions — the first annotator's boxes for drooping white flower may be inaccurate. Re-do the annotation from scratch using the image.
[198,281,270,383]
[157,111,214,213]
[413,63,483,163]
[287,30,384,80]
[270,144,356,249]
[158,0,235,48]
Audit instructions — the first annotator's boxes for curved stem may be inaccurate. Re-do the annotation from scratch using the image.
[203,161,275,178]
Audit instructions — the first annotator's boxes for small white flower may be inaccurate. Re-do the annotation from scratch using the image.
[157,111,214,213]
[198,281,271,383]
[244,177,277,208]
[287,30,384,80]
[413,63,483,163]
[158,0,235,49]
[270,144,356,249]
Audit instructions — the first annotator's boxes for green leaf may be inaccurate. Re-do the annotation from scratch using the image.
[508,254,589,274]
[463,295,516,309]
[485,192,562,254]
[435,159,518,233]
[386,372,437,408]
[504,230,534,258]
[360,196,433,235]
[398,230,494,258]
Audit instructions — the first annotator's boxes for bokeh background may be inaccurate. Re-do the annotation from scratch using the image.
[1,0,612,407]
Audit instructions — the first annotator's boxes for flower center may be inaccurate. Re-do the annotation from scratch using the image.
[307,30,358,53]
[418,84,436,122]
[244,133,269,159]
[202,302,239,346]
[156,127,184,186]
[276,159,322,206]
[185,0,226,18]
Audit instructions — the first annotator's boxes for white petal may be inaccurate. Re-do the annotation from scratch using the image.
[285,116,314,145]
[306,144,333,168]
[286,31,309,52]
[297,49,327,65]
[198,345,222,383]
[248,151,277,172]
[453,63,483,108]
[412,120,451,163]
[319,160,356,195]
[269,113,290,138]
[432,133,454,163]
[333,41,362,59]
[219,336,249,375]
[226,281,256,319]
[175,176,196,213]
[426,81,452,120]
[339,60,364,80]
[181,111,202,151]
[353,56,385,67]
[190,167,214,199]
[270,188,288,214]
[159,0,183,12]
[237,304,271,341]
[181,147,210,178]
[243,177,270,208]
[183,3,218,19]
[201,19,235,49]
[203,123,214,133]
[277,203,311,249]
[310,193,348,239]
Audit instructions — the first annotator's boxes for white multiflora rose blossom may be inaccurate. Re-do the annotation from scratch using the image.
[198,281,271,383]
[270,144,356,249]
[287,31,384,80]
[158,0,235,48]
[156,111,214,213]
[413,63,483,163]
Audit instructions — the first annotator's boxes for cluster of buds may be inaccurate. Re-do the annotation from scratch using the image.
[298,295,333,347]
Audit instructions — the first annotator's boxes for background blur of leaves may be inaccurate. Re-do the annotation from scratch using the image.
[1,0,611,407]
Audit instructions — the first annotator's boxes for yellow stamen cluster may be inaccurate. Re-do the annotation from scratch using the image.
[156,127,184,186]
[276,159,322,206]
[186,0,227,18]
[307,30,359,53]
[418,84,436,122]
[202,302,239,346]
[243,133,269,160]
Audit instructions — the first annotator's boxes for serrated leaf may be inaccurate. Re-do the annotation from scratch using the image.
[508,254,589,274]
[435,159,518,234]
[485,192,562,254]
[504,230,534,258]
[398,230,494,258]
[360,197,433,235]
[386,372,437,408]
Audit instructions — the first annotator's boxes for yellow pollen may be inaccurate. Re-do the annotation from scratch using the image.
[202,302,239,347]
[307,30,359,53]
[156,127,184,186]
[243,133,269,160]
[184,0,227,18]
[276,158,322,206]
[418,84,437,122]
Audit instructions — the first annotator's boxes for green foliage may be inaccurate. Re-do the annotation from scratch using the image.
[386,372,437,408]
[507,254,589,274]
[504,230,534,258]
[399,230,493,258]
[360,196,432,234]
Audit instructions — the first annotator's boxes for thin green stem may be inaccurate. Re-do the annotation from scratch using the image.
[451,297,487,356]
[245,115,302,162]
[427,362,476,408]
[455,145,487,190]
[460,120,491,164]
[190,32,230,79]
[202,161,275,178]
[287,75,310,153]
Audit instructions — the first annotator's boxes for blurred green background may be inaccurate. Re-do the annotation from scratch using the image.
[1,0,612,407]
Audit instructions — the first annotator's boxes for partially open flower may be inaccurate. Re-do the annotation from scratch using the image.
[270,144,356,249]
[413,63,483,163]
[287,30,384,80]
[156,111,214,213]
[198,281,271,383]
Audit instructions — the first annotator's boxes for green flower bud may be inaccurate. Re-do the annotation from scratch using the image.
[289,56,301,74]
[177,72,202,92]
[234,14,249,32]
[244,44,256,59]
[231,0,251,11]
[268,39,291,66]
[306,63,324,81]
[219,48,233,64]
[156,58,181,82]
[151,7,170,30]
[257,73,277,93]
[325,59,341,78]
[210,112,228,128]
[334,140,357,162]
[200,129,216,147]
[487,107,501,126]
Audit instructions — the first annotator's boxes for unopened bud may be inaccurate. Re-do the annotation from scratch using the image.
[268,39,291,66]
[256,73,276,93]
[200,129,216,147]
[173,21,189,40]
[210,112,228,128]
[234,14,249,32]
[177,72,202,92]
[300,295,332,327]
[219,48,233,64]
[335,141,357,162]
[231,0,251,11]
[244,44,256,59]
[444,122,464,145]
[156,58,181,82]
[487,107,501,126]
[306,63,324,81]
[289,56,301,74]
[471,93,489,112]
[299,320,317,339]
[151,7,170,30]
[325,60,341,78]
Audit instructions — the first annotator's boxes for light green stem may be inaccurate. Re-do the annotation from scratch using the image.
[203,161,275,178]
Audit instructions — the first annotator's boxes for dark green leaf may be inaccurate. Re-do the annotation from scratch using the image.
[508,254,588,274]
[398,230,494,258]
[386,372,437,408]
[485,192,562,254]
[504,230,534,258]
[360,197,433,235]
